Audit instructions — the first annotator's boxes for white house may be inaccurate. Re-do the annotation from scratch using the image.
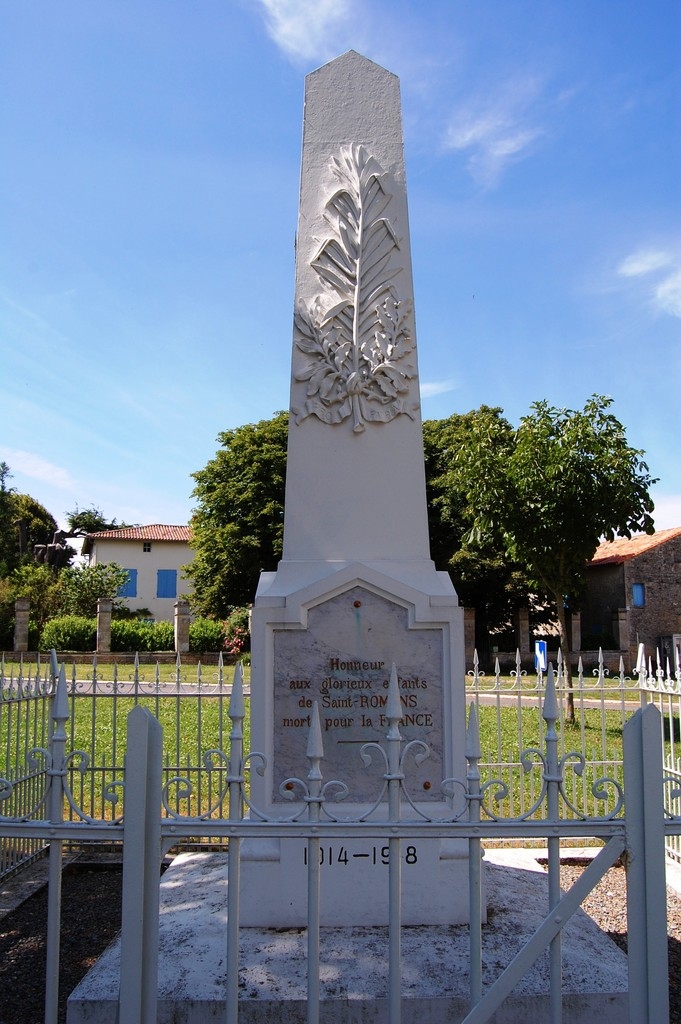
[82,525,194,622]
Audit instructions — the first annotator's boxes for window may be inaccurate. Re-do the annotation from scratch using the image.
[143,542,152,553]
[632,583,645,608]
[156,569,177,599]
[118,569,138,598]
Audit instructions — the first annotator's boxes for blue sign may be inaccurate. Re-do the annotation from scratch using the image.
[534,640,548,672]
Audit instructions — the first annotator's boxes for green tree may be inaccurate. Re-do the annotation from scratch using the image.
[9,563,62,628]
[57,562,130,618]
[13,492,60,558]
[0,462,17,575]
[452,395,655,715]
[0,463,60,574]
[65,505,128,534]
[423,409,538,658]
[185,412,288,617]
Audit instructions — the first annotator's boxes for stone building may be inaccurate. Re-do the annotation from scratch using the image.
[581,527,681,670]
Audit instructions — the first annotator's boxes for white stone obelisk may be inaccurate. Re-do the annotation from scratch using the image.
[242,51,470,927]
[282,51,429,567]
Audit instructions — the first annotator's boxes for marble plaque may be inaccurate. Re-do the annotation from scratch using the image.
[273,586,443,803]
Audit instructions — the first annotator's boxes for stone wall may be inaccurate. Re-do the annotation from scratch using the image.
[622,534,681,663]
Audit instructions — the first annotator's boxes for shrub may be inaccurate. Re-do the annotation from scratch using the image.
[110,619,175,652]
[189,618,226,653]
[0,616,13,649]
[224,607,250,656]
[151,621,175,651]
[40,616,96,652]
[28,619,40,650]
[111,620,152,652]
[0,577,13,647]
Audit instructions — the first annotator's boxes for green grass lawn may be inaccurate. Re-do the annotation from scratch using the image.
[475,704,627,819]
[62,692,252,819]
[1,654,250,688]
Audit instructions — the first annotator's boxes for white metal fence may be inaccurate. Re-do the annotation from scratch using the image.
[1,649,680,1023]
[636,645,681,864]
[465,649,636,822]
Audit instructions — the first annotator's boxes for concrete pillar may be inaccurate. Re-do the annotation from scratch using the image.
[515,606,531,658]
[174,600,190,654]
[97,598,113,653]
[13,597,30,652]
[571,611,581,653]
[464,607,476,669]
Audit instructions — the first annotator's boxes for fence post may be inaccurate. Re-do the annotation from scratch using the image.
[96,598,113,653]
[623,704,669,1023]
[44,655,67,1024]
[386,664,403,1024]
[174,600,190,654]
[226,663,245,1024]
[118,705,163,1024]
[13,597,30,652]
[466,703,483,1008]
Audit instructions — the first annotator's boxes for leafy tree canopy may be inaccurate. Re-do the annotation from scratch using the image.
[185,412,289,617]
[6,563,62,628]
[65,505,129,534]
[0,463,59,575]
[57,562,131,619]
[423,409,545,656]
[450,395,655,687]
[14,492,60,554]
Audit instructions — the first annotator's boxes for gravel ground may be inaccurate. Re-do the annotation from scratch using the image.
[0,863,123,1024]
[0,859,679,1024]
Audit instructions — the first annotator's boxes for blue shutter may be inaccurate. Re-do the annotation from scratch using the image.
[118,569,137,598]
[156,569,177,599]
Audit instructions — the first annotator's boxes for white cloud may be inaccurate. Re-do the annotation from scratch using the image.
[618,249,673,277]
[443,77,545,188]
[255,0,354,63]
[420,379,458,398]
[617,248,681,319]
[0,448,76,491]
[655,269,681,319]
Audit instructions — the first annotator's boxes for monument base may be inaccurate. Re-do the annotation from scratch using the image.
[67,851,628,1024]
[248,561,472,926]
[239,836,474,926]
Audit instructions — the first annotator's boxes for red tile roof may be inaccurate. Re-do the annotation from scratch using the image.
[85,525,191,543]
[588,527,681,566]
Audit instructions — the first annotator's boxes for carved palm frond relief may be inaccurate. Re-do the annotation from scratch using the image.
[293,144,418,432]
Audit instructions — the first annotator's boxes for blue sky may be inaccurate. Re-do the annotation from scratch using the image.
[2,1,679,532]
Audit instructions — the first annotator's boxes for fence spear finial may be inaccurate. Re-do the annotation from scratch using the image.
[229,661,245,722]
[543,662,558,728]
[49,648,59,687]
[388,662,402,717]
[635,642,646,675]
[465,701,481,761]
[52,663,69,740]
[307,702,324,762]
